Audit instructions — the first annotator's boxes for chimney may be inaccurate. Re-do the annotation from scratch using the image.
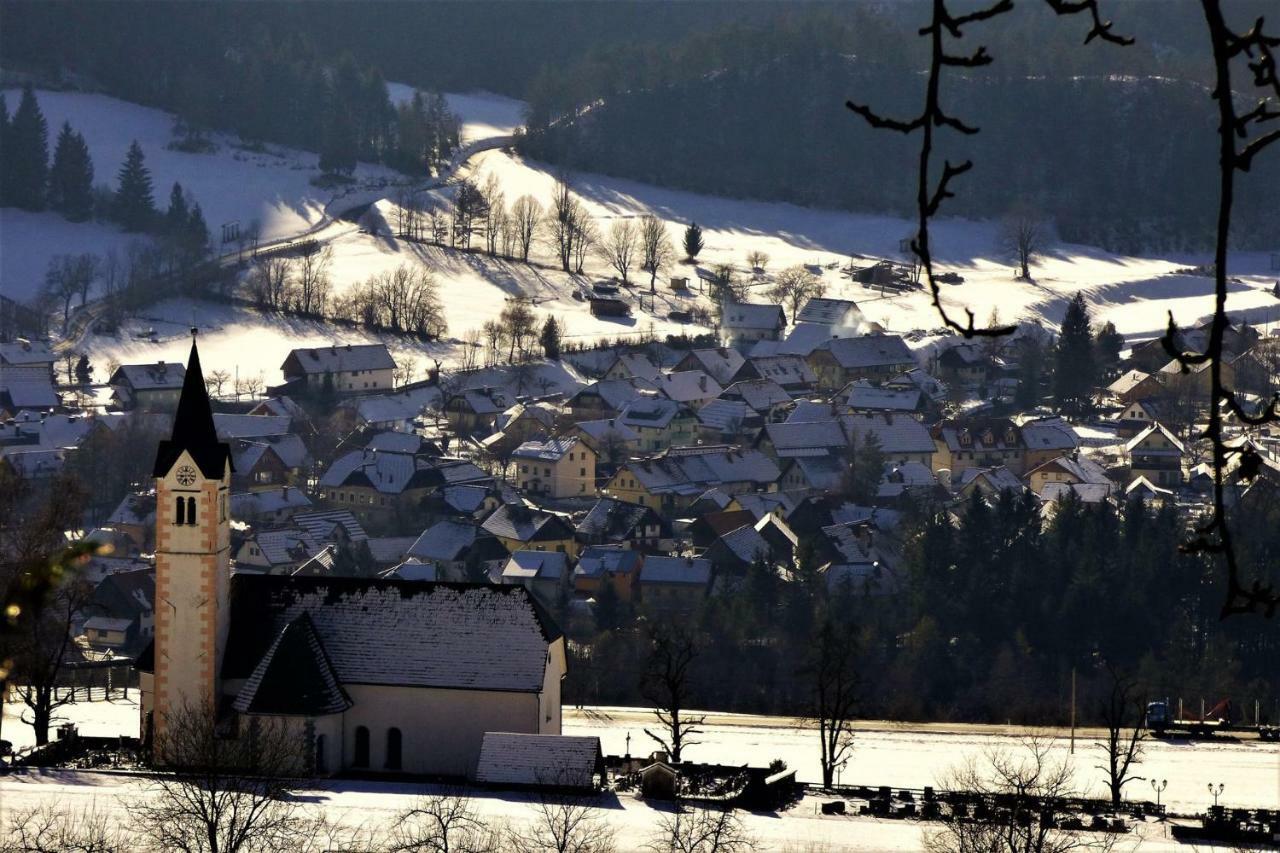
[698,375,707,392]
[282,485,290,499]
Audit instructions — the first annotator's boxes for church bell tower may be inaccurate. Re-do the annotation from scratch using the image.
[151,331,233,740]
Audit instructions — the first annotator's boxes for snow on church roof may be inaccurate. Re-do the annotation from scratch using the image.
[223,575,561,694]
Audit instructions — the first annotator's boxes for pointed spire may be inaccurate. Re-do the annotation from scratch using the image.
[153,332,232,479]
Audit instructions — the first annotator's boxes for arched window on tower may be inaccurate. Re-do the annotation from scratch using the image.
[353,726,370,767]
[385,727,402,770]
[186,496,197,526]
[175,495,186,525]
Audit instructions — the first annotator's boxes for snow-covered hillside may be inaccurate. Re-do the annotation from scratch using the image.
[386,83,526,145]
[0,89,408,300]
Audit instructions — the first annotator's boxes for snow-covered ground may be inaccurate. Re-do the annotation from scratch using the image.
[6,696,1276,821]
[0,89,407,300]
[386,83,527,145]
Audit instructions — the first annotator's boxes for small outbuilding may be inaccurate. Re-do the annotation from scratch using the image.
[473,732,605,791]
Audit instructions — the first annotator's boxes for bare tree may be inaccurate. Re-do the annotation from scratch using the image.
[548,175,585,272]
[1000,206,1047,280]
[768,266,826,325]
[925,736,1115,853]
[127,700,310,853]
[0,802,129,852]
[394,358,419,389]
[572,217,598,275]
[803,618,857,788]
[598,220,640,285]
[459,329,483,373]
[745,250,769,274]
[1094,664,1145,807]
[639,214,675,293]
[508,772,616,853]
[481,173,506,256]
[42,254,97,328]
[247,256,294,311]
[482,319,505,366]
[295,244,333,315]
[648,804,755,853]
[234,372,264,400]
[386,791,503,853]
[640,623,705,763]
[500,302,538,363]
[512,195,544,263]
[205,369,231,397]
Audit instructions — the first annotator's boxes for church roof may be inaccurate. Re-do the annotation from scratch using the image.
[222,575,562,693]
[232,612,351,716]
[152,338,232,479]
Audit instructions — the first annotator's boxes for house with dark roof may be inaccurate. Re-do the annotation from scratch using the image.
[603,445,781,512]
[721,302,786,347]
[109,361,186,411]
[573,545,642,602]
[637,556,712,614]
[575,498,670,551]
[501,551,572,607]
[280,344,396,395]
[83,568,155,654]
[406,518,506,581]
[616,396,697,452]
[806,335,916,391]
[673,348,747,386]
[482,503,579,557]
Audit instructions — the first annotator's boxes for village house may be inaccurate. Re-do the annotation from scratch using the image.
[616,396,698,452]
[573,545,642,602]
[931,418,1027,476]
[1018,417,1081,471]
[654,370,723,409]
[406,518,505,580]
[444,387,511,434]
[566,378,656,420]
[841,381,930,418]
[719,378,793,421]
[280,343,396,395]
[561,418,642,466]
[935,343,991,388]
[83,568,155,654]
[736,354,817,392]
[697,399,761,443]
[511,436,597,498]
[603,351,661,382]
[109,361,186,411]
[637,555,712,614]
[231,485,312,524]
[806,335,916,391]
[1026,454,1113,498]
[603,445,781,512]
[1108,369,1165,404]
[501,550,572,607]
[795,296,865,330]
[1125,422,1185,487]
[575,497,670,551]
[0,339,58,413]
[493,401,559,444]
[721,302,786,347]
[673,347,747,386]
[1116,399,1164,436]
[235,527,331,574]
[482,503,579,556]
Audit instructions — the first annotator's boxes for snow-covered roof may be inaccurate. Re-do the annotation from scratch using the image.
[721,379,791,412]
[576,498,657,539]
[408,519,481,562]
[609,352,661,381]
[957,466,1026,495]
[503,550,570,582]
[231,487,312,517]
[1124,422,1185,455]
[796,297,864,328]
[818,335,915,370]
[676,348,746,385]
[1040,482,1113,504]
[512,436,581,463]
[110,362,186,391]
[640,556,712,586]
[570,418,640,447]
[366,431,429,455]
[0,378,58,410]
[248,528,326,566]
[722,302,785,331]
[213,413,291,439]
[232,612,351,716]
[1018,417,1080,452]
[282,344,396,376]
[618,396,686,430]
[697,399,752,432]
[845,382,921,413]
[574,545,641,579]
[224,576,560,693]
[294,510,368,543]
[0,339,55,365]
[656,370,722,404]
[474,733,601,788]
[746,355,817,387]
[623,446,780,494]
[482,504,573,543]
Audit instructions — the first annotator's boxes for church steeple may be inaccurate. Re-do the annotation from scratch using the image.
[153,330,232,479]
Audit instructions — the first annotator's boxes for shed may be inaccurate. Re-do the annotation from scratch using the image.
[473,732,605,790]
[640,760,680,800]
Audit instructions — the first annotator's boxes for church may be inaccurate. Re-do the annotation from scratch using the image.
[137,335,567,777]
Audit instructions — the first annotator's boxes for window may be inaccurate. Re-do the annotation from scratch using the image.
[186,497,196,526]
[315,734,327,773]
[580,468,586,477]
[385,728,402,770]
[175,495,186,525]
[353,726,370,767]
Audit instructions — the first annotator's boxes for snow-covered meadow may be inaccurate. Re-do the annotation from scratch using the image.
[2,695,1273,851]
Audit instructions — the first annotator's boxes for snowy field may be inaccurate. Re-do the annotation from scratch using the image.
[386,83,527,145]
[5,695,1276,822]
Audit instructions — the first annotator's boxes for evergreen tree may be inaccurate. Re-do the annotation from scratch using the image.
[539,315,562,360]
[113,140,156,232]
[1095,321,1125,378]
[319,107,358,177]
[164,182,190,236]
[683,221,704,260]
[8,84,49,210]
[1015,338,1044,410]
[47,122,95,221]
[1054,293,1096,415]
[74,354,93,385]
[186,203,210,259]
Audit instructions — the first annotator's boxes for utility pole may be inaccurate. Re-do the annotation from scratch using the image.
[1070,667,1077,754]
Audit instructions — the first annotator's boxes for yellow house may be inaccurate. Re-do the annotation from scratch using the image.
[617,397,698,452]
[481,504,580,557]
[512,437,597,499]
